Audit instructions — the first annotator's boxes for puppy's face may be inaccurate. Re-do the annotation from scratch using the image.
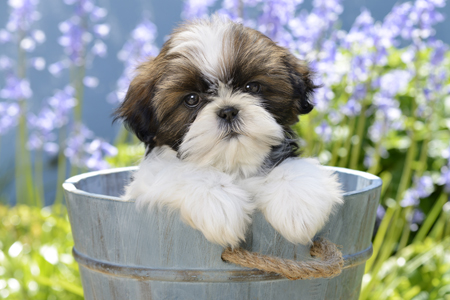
[116,17,316,178]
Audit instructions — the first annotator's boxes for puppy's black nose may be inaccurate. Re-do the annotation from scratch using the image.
[217,107,239,122]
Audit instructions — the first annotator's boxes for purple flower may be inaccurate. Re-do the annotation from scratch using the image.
[439,150,450,192]
[315,121,332,143]
[27,86,76,152]
[341,99,361,116]
[416,175,434,198]
[377,205,386,220]
[401,175,435,207]
[90,6,107,22]
[289,0,343,54]
[58,17,86,65]
[383,0,445,44]
[91,40,107,57]
[6,0,40,33]
[401,189,420,207]
[364,153,374,169]
[344,9,375,49]
[410,209,425,231]
[64,123,117,170]
[0,56,13,70]
[85,139,118,170]
[0,102,20,134]
[3,0,42,55]
[47,86,77,127]
[0,74,33,100]
[65,123,93,161]
[382,2,414,41]
[93,24,110,38]
[439,166,450,192]
[256,0,304,42]
[30,57,45,70]
[368,120,384,143]
[430,40,448,66]
[313,85,334,113]
[0,29,11,43]
[218,0,244,20]
[83,76,99,88]
[379,70,412,97]
[348,54,372,83]
[182,0,217,20]
[31,29,46,44]
[109,19,158,104]
[48,61,67,76]
[372,94,402,120]
[55,0,109,66]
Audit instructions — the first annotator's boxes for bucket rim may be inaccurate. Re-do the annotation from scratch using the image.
[63,166,382,202]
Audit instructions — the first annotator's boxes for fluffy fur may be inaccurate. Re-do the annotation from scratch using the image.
[179,82,284,178]
[240,158,343,245]
[125,146,255,247]
[116,16,343,248]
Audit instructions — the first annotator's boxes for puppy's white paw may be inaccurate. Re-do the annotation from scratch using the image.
[243,158,343,245]
[122,146,179,202]
[124,146,255,248]
[178,174,254,248]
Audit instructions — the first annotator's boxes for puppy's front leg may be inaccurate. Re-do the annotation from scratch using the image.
[242,158,343,245]
[123,147,254,248]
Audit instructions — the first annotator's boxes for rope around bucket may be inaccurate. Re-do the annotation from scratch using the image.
[221,238,344,280]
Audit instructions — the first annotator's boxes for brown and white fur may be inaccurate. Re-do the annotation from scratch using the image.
[115,15,343,248]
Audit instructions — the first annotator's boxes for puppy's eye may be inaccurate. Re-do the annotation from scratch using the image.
[184,94,200,108]
[244,82,261,94]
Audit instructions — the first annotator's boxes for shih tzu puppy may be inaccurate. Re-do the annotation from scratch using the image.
[115,16,343,248]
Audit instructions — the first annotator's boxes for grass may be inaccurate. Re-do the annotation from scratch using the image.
[0,204,83,300]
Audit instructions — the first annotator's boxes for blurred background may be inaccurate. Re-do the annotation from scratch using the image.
[0,0,449,299]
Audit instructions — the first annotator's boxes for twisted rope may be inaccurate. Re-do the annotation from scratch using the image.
[221,238,344,280]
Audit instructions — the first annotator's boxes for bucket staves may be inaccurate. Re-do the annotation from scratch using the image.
[63,167,381,300]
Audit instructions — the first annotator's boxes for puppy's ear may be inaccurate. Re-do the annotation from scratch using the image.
[114,59,160,150]
[284,54,318,115]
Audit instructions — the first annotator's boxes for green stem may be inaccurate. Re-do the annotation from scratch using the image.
[373,135,417,257]
[417,135,429,177]
[368,121,387,175]
[349,103,367,170]
[365,203,395,272]
[397,133,430,249]
[54,126,67,211]
[303,113,314,156]
[34,148,44,207]
[395,133,417,202]
[237,0,244,18]
[73,64,86,122]
[114,125,129,146]
[367,149,380,175]
[361,207,403,299]
[397,207,413,250]
[429,211,446,241]
[15,30,35,206]
[413,193,448,243]
[444,208,450,238]
[338,116,356,168]
[15,114,35,205]
[372,212,404,274]
[329,133,343,167]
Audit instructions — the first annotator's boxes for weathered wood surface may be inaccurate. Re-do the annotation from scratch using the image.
[63,167,381,300]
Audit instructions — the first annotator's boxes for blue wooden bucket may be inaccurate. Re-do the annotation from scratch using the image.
[63,167,381,300]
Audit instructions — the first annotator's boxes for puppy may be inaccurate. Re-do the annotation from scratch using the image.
[115,16,343,248]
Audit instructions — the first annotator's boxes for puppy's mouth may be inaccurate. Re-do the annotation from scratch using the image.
[225,131,240,139]
[219,119,245,140]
